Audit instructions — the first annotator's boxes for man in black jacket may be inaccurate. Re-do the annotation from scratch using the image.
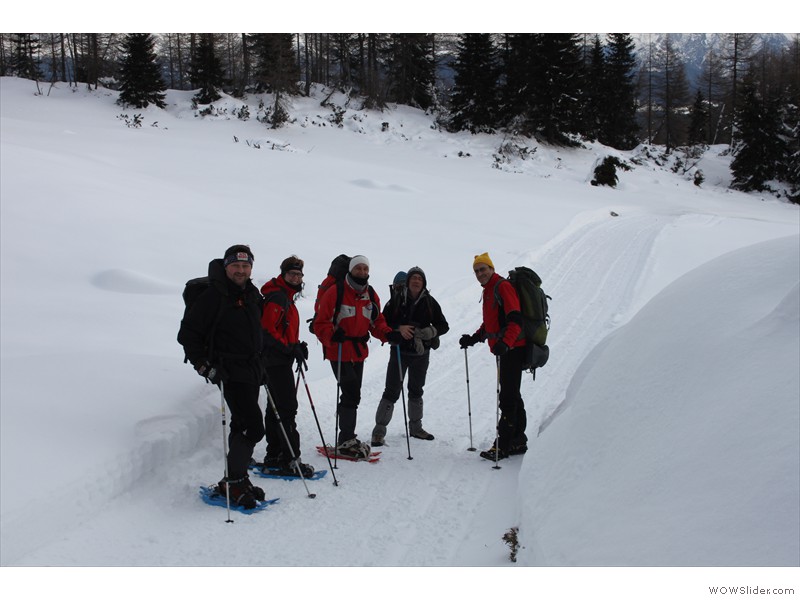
[371,266,449,446]
[178,244,266,509]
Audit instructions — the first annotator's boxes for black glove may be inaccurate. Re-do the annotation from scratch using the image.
[492,341,510,356]
[386,330,404,345]
[331,328,346,343]
[459,333,479,349]
[197,361,225,385]
[293,341,309,362]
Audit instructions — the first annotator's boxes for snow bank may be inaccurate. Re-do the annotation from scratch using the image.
[519,235,800,566]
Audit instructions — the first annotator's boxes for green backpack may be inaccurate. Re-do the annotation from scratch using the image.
[494,266,551,371]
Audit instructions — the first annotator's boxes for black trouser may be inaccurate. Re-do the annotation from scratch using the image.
[330,360,364,445]
[264,364,301,461]
[222,380,265,479]
[497,346,528,451]
[373,348,430,437]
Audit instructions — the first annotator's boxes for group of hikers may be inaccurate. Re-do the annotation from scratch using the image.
[178,245,533,510]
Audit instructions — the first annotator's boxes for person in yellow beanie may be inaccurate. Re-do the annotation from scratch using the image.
[472,252,494,271]
[460,252,528,461]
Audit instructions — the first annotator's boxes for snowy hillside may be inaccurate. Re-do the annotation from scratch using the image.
[1,76,798,597]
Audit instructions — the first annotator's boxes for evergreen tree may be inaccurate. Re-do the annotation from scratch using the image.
[580,35,606,141]
[529,34,584,144]
[249,33,299,94]
[117,34,166,109]
[731,81,785,191]
[500,34,584,144]
[190,34,225,105]
[781,99,800,202]
[448,34,500,132]
[500,33,537,125]
[600,33,639,149]
[8,34,42,80]
[687,89,709,146]
[384,34,436,110]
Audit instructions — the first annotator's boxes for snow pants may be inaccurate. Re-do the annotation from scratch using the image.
[497,346,528,452]
[263,364,301,461]
[330,360,365,445]
[373,348,430,438]
[223,380,265,479]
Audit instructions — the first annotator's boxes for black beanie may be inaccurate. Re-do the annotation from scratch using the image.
[280,255,304,275]
[223,244,254,267]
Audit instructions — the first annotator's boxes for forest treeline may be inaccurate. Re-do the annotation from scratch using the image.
[2,33,798,200]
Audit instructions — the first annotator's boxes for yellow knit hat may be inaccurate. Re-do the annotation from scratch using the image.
[473,252,494,270]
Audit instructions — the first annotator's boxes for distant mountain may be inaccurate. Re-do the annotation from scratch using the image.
[630,33,794,87]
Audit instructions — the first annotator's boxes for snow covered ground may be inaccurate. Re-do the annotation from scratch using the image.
[1,75,798,597]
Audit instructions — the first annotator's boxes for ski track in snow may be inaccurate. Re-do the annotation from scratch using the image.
[4,212,670,566]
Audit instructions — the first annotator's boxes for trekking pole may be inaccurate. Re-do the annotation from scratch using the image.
[395,345,413,461]
[262,382,317,499]
[219,381,234,523]
[464,348,476,451]
[296,360,339,486]
[493,356,502,470]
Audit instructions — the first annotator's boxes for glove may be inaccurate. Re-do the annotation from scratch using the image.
[416,326,437,341]
[386,330,404,345]
[492,341,510,356]
[293,341,309,362]
[331,328,346,343]
[459,333,479,349]
[197,361,225,385]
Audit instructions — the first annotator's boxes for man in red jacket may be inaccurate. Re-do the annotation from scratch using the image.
[260,255,314,477]
[314,255,396,459]
[460,252,528,461]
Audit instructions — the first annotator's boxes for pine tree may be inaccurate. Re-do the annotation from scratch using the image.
[731,81,785,191]
[500,34,584,144]
[779,100,800,202]
[384,34,436,110]
[190,34,225,105]
[580,35,606,141]
[600,33,639,149]
[500,33,537,126]
[448,34,500,132]
[528,34,584,144]
[8,34,42,80]
[687,89,709,146]
[249,34,299,94]
[117,34,166,109]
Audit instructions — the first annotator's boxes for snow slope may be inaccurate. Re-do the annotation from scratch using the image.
[1,76,798,597]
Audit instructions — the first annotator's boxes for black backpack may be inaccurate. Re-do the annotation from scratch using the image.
[180,274,223,364]
[494,266,551,372]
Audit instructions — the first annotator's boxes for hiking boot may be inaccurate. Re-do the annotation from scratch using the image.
[216,477,257,509]
[244,475,266,501]
[337,438,371,459]
[410,428,434,441]
[371,435,385,447]
[261,455,285,469]
[479,445,509,462]
[266,460,315,478]
[291,460,315,478]
[508,443,528,456]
